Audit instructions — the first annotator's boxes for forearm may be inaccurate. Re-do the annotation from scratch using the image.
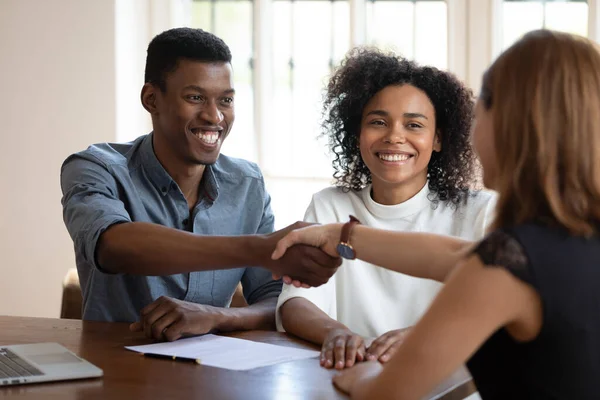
[97,222,269,275]
[215,298,278,332]
[280,297,349,345]
[351,226,473,282]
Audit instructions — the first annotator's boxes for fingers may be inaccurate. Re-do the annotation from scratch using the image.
[162,318,187,342]
[133,298,221,344]
[365,333,389,361]
[333,337,347,369]
[379,341,402,363]
[129,321,142,332]
[365,330,407,362]
[143,303,173,339]
[356,341,366,363]
[149,311,181,341]
[271,231,299,260]
[344,335,364,368]
[140,296,164,316]
[321,341,334,369]
[139,297,174,339]
[291,221,313,229]
[280,276,309,288]
[276,247,323,287]
[275,244,342,288]
[321,333,364,370]
[302,246,340,286]
[272,224,334,261]
[306,245,342,269]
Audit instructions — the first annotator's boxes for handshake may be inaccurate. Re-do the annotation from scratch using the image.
[261,221,345,287]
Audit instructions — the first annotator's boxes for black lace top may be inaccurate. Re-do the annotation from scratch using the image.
[467,223,600,400]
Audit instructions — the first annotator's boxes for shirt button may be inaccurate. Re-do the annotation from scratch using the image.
[182,219,189,226]
[161,186,167,193]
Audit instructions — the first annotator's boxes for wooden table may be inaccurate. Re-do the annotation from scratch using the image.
[0,316,475,399]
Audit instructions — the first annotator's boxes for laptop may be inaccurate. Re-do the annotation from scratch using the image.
[0,343,103,386]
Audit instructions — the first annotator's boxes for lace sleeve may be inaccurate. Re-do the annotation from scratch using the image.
[472,230,532,285]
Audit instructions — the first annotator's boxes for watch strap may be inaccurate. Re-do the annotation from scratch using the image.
[340,215,360,246]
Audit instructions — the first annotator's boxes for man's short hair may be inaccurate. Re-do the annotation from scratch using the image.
[144,27,232,91]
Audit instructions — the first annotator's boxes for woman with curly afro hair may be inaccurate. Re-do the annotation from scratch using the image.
[276,48,496,370]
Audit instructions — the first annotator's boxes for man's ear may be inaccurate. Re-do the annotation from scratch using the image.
[433,130,442,152]
[141,83,158,114]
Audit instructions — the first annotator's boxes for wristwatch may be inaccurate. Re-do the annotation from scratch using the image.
[336,215,361,260]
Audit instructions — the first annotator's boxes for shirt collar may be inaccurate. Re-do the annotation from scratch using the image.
[139,133,220,202]
[139,133,175,196]
[200,163,219,205]
[362,181,431,219]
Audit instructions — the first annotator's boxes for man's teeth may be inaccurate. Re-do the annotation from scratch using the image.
[379,153,411,162]
[194,131,219,144]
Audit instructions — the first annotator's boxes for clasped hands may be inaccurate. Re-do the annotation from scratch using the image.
[130,222,342,341]
[270,222,344,287]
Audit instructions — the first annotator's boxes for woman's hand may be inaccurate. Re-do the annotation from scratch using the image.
[321,328,367,369]
[332,360,383,395]
[271,223,343,261]
[365,328,410,363]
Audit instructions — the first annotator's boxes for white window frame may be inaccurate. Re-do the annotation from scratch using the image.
[490,0,596,60]
[151,0,599,180]
[588,0,600,41]
[253,0,460,175]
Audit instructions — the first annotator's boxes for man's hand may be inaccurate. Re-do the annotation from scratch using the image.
[321,328,366,370]
[365,328,410,363]
[263,222,342,287]
[129,296,222,342]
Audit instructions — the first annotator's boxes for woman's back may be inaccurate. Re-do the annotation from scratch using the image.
[469,223,600,399]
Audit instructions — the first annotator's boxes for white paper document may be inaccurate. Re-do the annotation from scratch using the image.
[125,334,320,371]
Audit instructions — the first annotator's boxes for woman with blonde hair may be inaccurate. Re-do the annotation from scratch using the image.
[272,30,600,399]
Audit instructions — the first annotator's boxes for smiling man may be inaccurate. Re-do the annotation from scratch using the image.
[60,28,340,341]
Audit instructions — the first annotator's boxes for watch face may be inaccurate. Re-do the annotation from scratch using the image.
[336,243,356,260]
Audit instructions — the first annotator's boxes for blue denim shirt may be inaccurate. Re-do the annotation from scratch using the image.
[60,133,282,322]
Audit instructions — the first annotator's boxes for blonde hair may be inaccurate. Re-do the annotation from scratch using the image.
[482,30,600,236]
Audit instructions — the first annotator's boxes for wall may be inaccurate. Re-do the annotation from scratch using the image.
[115,0,152,143]
[0,0,116,317]
[115,0,190,142]
[0,0,189,318]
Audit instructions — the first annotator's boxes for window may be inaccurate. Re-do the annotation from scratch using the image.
[501,0,588,51]
[191,0,257,162]
[268,0,350,179]
[191,0,449,227]
[366,0,448,69]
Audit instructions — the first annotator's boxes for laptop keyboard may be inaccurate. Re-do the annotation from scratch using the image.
[0,348,44,378]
